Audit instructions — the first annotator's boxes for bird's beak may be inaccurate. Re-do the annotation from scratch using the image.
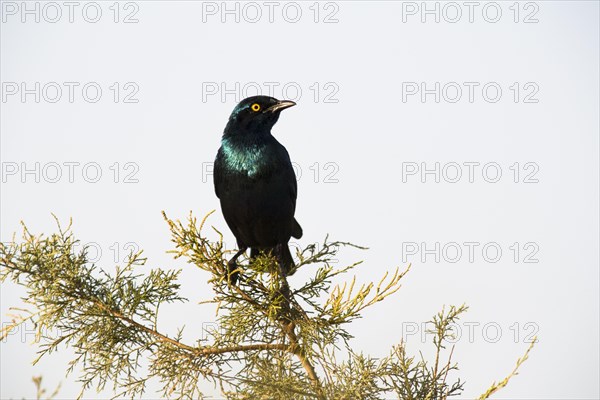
[265,100,296,113]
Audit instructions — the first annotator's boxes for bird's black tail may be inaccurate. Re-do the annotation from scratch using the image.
[276,243,295,276]
[292,218,303,239]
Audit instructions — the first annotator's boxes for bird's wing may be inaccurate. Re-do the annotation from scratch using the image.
[278,145,298,205]
[288,161,298,202]
[213,147,224,199]
[279,145,302,239]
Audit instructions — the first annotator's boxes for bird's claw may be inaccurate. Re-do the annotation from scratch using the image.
[227,261,240,285]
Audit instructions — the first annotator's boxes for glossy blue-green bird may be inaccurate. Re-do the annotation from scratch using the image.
[214,96,302,283]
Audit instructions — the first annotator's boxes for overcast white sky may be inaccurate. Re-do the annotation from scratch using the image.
[1,1,599,399]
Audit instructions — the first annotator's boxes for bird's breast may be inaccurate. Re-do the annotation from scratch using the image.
[221,143,269,178]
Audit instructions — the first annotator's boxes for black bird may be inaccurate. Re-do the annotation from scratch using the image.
[213,96,302,283]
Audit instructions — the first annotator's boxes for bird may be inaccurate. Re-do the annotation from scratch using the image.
[213,96,302,284]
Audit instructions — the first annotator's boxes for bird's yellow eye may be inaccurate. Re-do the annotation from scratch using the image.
[251,103,261,112]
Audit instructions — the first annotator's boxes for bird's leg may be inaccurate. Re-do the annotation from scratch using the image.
[227,247,247,285]
[274,244,287,278]
[275,243,295,278]
[273,244,294,307]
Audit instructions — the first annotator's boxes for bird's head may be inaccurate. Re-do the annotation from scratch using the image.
[224,96,296,136]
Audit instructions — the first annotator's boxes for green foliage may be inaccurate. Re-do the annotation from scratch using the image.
[0,213,533,399]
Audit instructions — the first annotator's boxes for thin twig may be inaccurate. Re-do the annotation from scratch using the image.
[94,301,289,356]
